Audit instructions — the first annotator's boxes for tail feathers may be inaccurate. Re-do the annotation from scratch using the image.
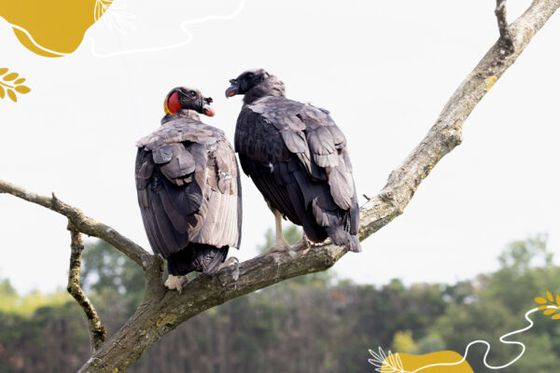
[167,244,228,276]
[194,245,228,275]
[326,226,361,252]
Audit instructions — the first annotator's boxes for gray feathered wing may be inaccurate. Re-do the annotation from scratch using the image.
[135,119,241,261]
[235,96,360,251]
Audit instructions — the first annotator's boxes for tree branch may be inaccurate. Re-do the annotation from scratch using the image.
[0,180,154,271]
[1,0,559,371]
[496,0,514,53]
[67,223,107,351]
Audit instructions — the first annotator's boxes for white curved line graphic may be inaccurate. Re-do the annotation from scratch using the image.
[4,22,69,57]
[412,305,557,372]
[88,0,246,58]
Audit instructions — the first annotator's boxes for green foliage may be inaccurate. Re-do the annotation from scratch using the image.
[0,279,69,316]
[392,330,418,354]
[257,225,303,253]
[1,234,560,372]
[82,240,145,312]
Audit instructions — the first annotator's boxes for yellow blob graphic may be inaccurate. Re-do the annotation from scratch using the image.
[382,351,473,373]
[0,0,112,57]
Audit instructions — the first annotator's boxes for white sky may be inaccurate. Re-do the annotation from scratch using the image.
[1,0,559,293]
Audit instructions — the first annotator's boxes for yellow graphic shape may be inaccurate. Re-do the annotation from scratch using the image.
[535,289,560,320]
[0,0,112,57]
[382,351,473,373]
[0,67,31,102]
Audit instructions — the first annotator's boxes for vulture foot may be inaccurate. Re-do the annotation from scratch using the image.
[269,240,296,257]
[164,275,188,293]
[218,257,240,281]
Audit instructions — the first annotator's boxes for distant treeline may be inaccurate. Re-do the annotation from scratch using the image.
[0,232,559,373]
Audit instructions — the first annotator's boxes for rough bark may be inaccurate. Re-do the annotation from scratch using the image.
[0,0,558,371]
[67,224,107,351]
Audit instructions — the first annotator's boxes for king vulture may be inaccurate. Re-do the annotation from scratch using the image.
[136,87,242,291]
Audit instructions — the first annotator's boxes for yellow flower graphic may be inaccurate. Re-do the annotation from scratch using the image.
[0,68,31,102]
[534,290,560,320]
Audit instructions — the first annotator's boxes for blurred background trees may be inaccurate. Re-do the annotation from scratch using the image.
[0,232,559,372]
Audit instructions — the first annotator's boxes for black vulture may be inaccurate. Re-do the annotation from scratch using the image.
[135,87,242,291]
[226,69,360,253]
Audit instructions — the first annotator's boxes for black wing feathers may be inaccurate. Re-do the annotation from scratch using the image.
[235,96,360,251]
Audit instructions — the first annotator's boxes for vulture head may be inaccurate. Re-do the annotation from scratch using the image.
[226,69,285,104]
[164,87,215,117]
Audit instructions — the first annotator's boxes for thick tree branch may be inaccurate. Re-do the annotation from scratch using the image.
[67,223,107,351]
[1,0,558,371]
[0,180,153,271]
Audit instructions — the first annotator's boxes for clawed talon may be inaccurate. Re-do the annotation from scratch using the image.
[164,275,188,293]
[269,239,295,255]
[219,257,240,281]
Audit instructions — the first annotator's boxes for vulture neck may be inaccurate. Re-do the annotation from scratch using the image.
[161,109,200,124]
[243,77,285,105]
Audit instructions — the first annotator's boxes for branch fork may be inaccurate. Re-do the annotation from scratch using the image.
[496,0,514,55]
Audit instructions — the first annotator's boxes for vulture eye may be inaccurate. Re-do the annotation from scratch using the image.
[188,90,197,98]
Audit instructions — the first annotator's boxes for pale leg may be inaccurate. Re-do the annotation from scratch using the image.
[271,209,291,252]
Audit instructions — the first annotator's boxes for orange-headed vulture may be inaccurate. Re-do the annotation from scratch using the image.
[136,87,242,291]
[226,69,360,253]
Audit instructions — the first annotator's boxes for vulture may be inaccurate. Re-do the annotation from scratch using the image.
[135,87,242,291]
[226,69,360,253]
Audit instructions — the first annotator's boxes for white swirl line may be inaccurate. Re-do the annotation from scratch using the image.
[88,0,246,58]
[412,305,558,372]
[2,22,68,57]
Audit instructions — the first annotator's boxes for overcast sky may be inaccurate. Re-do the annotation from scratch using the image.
[1,0,559,293]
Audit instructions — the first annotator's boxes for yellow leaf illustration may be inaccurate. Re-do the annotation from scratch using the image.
[556,295,560,305]
[7,89,17,102]
[0,68,31,103]
[3,72,19,81]
[15,85,31,94]
[538,305,548,311]
[535,297,547,304]
[547,290,554,302]
[552,314,560,320]
[543,308,557,316]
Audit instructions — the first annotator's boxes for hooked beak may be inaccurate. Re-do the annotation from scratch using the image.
[202,96,215,117]
[225,79,239,98]
[203,106,215,117]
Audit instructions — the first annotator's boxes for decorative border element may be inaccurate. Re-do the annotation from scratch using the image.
[370,291,560,372]
[0,68,31,102]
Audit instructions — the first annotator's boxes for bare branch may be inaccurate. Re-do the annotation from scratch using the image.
[0,180,153,270]
[496,0,514,53]
[67,224,107,351]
